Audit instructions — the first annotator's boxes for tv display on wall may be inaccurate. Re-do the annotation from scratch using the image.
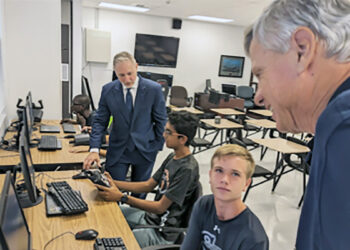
[134,33,180,68]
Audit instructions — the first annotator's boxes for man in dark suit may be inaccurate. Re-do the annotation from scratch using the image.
[83,52,167,198]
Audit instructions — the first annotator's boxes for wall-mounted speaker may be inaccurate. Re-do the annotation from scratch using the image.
[172,18,182,29]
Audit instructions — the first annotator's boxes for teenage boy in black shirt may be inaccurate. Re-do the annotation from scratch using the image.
[96,111,199,248]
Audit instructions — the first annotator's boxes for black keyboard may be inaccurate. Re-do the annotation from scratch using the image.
[40,124,60,133]
[94,237,127,250]
[38,135,61,150]
[62,123,76,133]
[45,181,88,216]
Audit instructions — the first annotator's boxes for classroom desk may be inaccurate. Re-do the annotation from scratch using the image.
[248,109,273,117]
[3,170,140,250]
[252,138,310,207]
[210,108,245,116]
[171,106,204,114]
[0,120,89,170]
[200,119,243,146]
[245,119,276,129]
[245,119,277,159]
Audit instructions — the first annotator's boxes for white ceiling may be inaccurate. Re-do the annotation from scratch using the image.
[82,0,274,27]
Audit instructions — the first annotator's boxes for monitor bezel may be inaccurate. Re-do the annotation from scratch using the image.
[0,171,32,250]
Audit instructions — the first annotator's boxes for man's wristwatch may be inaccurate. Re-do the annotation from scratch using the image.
[120,193,129,204]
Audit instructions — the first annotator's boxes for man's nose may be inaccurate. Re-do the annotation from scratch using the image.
[254,86,264,106]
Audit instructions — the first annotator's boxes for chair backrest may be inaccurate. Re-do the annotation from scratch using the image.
[181,182,202,228]
[236,85,254,99]
[170,86,189,107]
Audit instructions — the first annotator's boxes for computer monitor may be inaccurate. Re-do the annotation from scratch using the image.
[13,131,43,208]
[25,92,35,126]
[81,76,96,111]
[221,84,236,96]
[0,171,32,250]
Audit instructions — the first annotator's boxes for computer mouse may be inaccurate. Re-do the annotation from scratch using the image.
[72,170,90,179]
[64,135,75,139]
[75,229,98,240]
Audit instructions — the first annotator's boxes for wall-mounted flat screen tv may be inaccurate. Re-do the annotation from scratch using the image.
[134,33,180,68]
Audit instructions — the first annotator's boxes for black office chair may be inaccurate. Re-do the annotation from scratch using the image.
[135,182,203,250]
[236,86,255,109]
[169,86,193,107]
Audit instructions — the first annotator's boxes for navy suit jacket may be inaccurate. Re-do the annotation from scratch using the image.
[90,76,167,166]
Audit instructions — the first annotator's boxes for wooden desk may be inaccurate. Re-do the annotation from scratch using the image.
[0,120,89,170]
[245,119,276,129]
[252,138,310,207]
[171,107,204,114]
[248,109,273,117]
[201,119,243,129]
[210,108,245,116]
[199,119,243,148]
[11,170,140,249]
[252,138,310,154]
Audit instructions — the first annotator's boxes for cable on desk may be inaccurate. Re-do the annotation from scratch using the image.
[43,231,75,250]
[36,172,72,193]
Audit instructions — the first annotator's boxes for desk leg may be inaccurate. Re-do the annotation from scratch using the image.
[272,152,283,192]
[298,159,307,208]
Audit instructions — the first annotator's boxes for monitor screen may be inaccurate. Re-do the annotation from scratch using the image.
[0,171,31,250]
[221,84,236,95]
[16,131,42,208]
[81,76,96,111]
[138,71,174,87]
[134,33,180,68]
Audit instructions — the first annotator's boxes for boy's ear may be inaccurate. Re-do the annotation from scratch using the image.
[243,178,252,192]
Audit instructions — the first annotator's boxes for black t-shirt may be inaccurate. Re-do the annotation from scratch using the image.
[181,195,269,250]
[145,153,199,241]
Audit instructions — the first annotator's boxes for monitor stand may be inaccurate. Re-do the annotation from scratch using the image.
[16,184,43,208]
[12,165,43,208]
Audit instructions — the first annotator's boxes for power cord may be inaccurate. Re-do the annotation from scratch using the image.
[36,172,72,194]
[43,231,75,250]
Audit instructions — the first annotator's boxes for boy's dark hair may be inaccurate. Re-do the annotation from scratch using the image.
[73,94,90,110]
[168,111,198,146]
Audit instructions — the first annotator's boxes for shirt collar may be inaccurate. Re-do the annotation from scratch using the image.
[328,77,350,104]
[122,76,139,91]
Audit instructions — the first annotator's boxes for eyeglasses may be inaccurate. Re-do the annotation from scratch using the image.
[72,103,83,106]
[164,129,185,137]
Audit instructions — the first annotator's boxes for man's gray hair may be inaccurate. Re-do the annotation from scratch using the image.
[244,0,350,62]
[113,51,137,67]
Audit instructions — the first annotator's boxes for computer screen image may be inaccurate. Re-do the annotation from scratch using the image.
[14,131,43,208]
[0,171,31,250]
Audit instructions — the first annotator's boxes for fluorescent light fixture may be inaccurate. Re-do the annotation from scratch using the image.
[188,15,233,23]
[99,2,150,12]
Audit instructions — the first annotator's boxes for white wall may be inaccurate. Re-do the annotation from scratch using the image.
[3,0,61,121]
[81,7,251,104]
[0,0,6,135]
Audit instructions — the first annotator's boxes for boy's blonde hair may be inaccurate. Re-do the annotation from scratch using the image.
[211,144,255,179]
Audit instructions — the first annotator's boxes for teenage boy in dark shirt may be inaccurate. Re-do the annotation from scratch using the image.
[182,144,269,250]
[96,111,200,248]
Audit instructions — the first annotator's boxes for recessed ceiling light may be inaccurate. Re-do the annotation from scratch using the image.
[99,2,150,13]
[188,15,233,23]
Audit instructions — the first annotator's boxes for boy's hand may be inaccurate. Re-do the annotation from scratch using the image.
[96,176,122,201]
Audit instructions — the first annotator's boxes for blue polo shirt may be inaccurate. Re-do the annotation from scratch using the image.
[296,77,350,249]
